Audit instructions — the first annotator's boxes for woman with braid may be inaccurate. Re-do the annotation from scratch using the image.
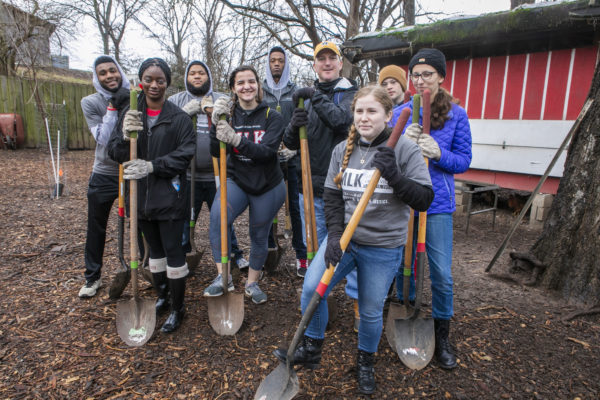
[275,85,433,394]
[203,65,286,305]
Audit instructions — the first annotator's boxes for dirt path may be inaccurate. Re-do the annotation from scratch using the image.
[0,149,598,399]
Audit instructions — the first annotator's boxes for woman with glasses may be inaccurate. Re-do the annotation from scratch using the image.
[391,48,472,370]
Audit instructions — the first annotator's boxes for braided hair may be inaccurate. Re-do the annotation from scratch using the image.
[138,57,171,87]
[333,85,394,188]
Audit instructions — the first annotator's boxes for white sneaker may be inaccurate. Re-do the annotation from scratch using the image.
[78,278,102,298]
[236,257,250,269]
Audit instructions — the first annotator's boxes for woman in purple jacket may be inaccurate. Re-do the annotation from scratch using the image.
[391,48,472,369]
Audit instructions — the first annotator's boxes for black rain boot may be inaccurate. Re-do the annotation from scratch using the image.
[161,277,186,333]
[434,319,457,369]
[357,349,376,394]
[273,335,323,369]
[152,272,169,315]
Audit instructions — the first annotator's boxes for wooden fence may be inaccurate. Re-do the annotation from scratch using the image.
[0,75,95,149]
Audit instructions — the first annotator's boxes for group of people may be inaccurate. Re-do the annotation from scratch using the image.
[78,42,472,394]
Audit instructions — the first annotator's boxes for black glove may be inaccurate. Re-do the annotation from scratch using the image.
[324,233,343,267]
[372,147,401,186]
[292,87,316,105]
[290,108,309,130]
[110,87,130,111]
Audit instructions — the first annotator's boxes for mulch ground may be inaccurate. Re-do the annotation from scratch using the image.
[0,149,598,400]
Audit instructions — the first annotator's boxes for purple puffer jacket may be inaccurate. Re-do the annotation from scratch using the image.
[391,101,472,215]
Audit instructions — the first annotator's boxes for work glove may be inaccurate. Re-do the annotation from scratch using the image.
[122,110,143,141]
[404,122,422,143]
[278,147,297,162]
[212,97,231,121]
[324,233,343,267]
[372,147,401,186]
[290,108,309,132]
[123,159,153,180]
[292,87,316,105]
[201,96,214,114]
[418,134,441,161]
[110,87,131,111]
[216,120,241,147]
[182,99,202,116]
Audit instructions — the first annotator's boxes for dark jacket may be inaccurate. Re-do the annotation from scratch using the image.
[108,96,195,221]
[210,101,284,195]
[283,77,358,197]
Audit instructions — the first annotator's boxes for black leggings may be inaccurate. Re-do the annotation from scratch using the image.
[139,219,185,268]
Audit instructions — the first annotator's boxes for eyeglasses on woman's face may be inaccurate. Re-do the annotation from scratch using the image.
[410,71,437,82]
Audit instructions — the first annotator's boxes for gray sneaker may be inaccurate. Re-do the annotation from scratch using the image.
[203,274,234,297]
[245,282,267,304]
[78,278,102,298]
[236,257,250,270]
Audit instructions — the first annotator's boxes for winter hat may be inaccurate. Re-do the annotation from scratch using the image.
[408,48,446,77]
[138,57,172,87]
[378,65,407,91]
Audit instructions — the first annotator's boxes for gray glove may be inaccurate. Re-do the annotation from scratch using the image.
[216,120,241,147]
[201,96,214,114]
[123,110,143,140]
[279,147,297,162]
[182,99,202,116]
[404,122,422,143]
[418,134,441,161]
[212,97,231,121]
[123,159,153,179]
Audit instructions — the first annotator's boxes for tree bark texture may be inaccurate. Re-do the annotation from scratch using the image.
[531,62,600,305]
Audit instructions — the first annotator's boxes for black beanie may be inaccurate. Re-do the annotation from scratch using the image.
[94,55,115,68]
[409,48,446,77]
[138,57,172,86]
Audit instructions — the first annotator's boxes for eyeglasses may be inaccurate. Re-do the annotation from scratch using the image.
[410,71,437,82]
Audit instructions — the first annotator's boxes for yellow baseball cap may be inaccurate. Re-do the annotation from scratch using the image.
[314,41,341,58]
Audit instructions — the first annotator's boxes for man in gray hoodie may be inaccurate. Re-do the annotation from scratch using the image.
[79,55,130,298]
[262,46,307,277]
[168,60,248,270]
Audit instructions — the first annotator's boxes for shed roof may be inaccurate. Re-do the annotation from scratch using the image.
[342,0,599,67]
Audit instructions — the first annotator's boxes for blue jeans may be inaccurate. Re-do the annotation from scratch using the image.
[298,193,328,250]
[301,235,402,353]
[210,179,285,271]
[396,213,454,320]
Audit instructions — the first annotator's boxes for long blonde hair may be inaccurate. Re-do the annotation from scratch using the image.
[333,85,394,188]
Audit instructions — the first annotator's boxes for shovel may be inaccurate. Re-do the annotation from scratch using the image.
[207,116,244,336]
[186,115,203,272]
[283,162,292,239]
[264,216,283,274]
[108,164,131,299]
[385,94,421,349]
[254,107,412,400]
[116,89,156,347]
[394,89,435,370]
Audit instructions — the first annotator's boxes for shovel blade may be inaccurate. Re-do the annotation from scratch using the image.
[264,247,281,274]
[186,250,203,274]
[108,269,131,300]
[393,317,435,370]
[207,292,244,335]
[116,297,156,346]
[385,302,411,351]
[254,362,299,400]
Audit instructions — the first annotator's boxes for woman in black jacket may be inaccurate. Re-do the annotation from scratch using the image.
[203,65,285,305]
[108,58,195,333]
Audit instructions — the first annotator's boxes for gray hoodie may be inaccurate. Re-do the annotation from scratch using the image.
[168,60,225,182]
[262,47,297,128]
[80,55,130,176]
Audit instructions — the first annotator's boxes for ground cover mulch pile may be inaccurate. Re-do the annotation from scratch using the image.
[0,149,598,399]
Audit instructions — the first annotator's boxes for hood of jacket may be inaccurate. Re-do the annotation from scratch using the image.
[184,60,213,98]
[92,55,130,101]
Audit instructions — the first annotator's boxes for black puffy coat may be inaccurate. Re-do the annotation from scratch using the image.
[108,96,195,221]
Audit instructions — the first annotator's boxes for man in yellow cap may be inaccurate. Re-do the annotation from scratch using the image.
[282,40,358,267]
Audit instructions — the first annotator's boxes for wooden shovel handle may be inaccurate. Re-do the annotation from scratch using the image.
[298,98,315,261]
[129,89,139,295]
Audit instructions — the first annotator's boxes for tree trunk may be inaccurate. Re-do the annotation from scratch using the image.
[511,0,535,9]
[404,0,415,26]
[530,62,600,305]
[343,0,360,78]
